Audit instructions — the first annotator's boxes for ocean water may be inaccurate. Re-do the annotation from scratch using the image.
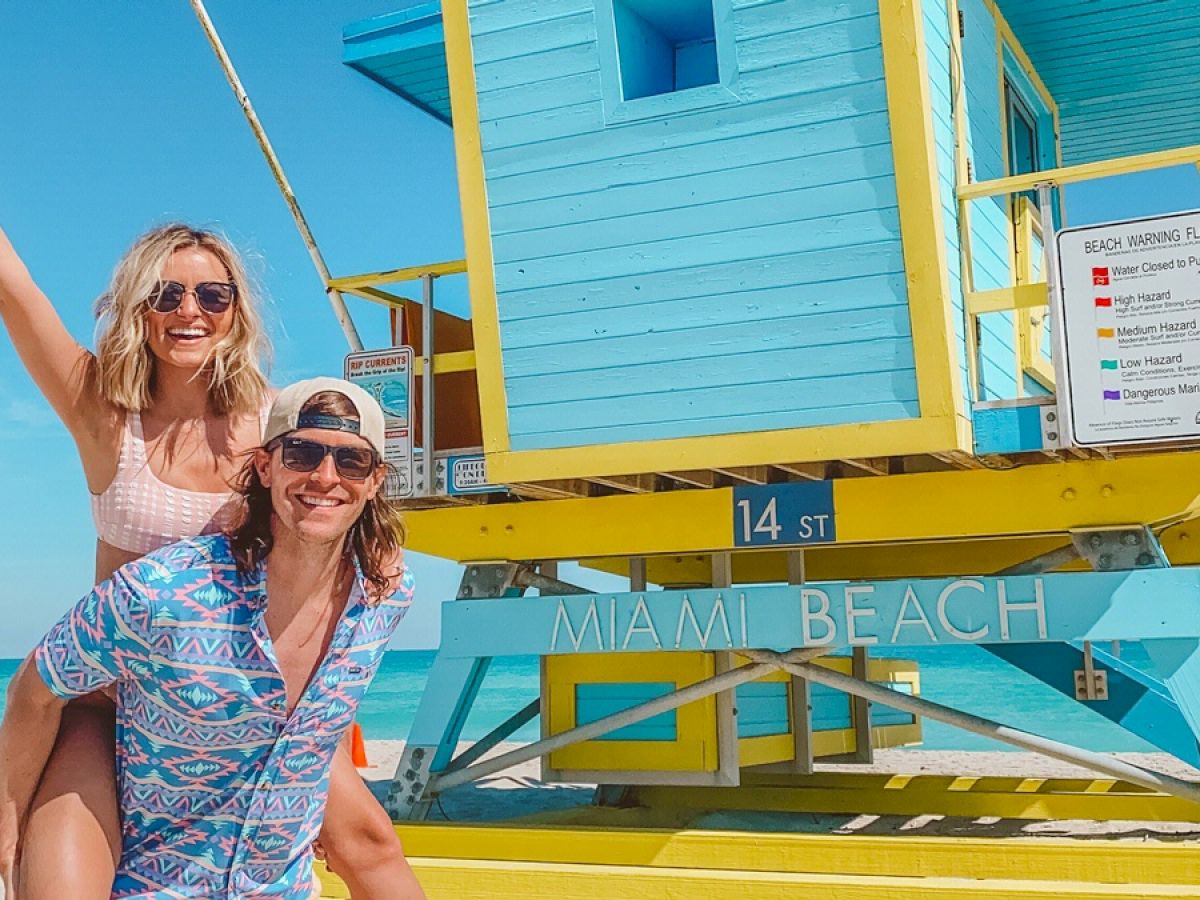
[0,645,1160,752]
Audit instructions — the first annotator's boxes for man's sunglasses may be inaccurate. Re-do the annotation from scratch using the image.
[273,436,379,481]
[147,281,237,315]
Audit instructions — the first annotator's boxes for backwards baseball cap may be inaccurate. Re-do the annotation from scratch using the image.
[263,376,386,456]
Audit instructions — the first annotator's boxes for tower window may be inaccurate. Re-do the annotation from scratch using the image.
[612,0,719,100]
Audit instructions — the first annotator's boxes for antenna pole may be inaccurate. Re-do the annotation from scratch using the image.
[188,0,364,351]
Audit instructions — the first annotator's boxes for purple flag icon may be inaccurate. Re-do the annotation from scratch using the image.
[1103,390,1121,400]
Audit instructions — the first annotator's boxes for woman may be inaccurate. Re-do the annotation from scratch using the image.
[0,224,416,898]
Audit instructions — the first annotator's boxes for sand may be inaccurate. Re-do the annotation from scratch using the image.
[358,739,1200,842]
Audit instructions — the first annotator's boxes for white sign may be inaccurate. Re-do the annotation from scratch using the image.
[1057,210,1200,446]
[345,347,414,498]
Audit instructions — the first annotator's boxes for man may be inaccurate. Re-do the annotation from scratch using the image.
[0,377,423,898]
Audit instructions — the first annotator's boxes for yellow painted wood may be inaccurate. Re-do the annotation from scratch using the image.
[543,654,918,773]
[317,823,1200,889]
[409,862,1195,899]
[878,0,966,428]
[632,780,1200,825]
[486,417,963,484]
[320,856,1200,899]
[545,652,719,771]
[411,350,476,376]
[1012,197,1056,389]
[958,143,1200,201]
[442,0,511,453]
[403,453,1200,562]
[832,452,1200,544]
[580,535,1076,585]
[326,258,466,290]
[966,283,1049,315]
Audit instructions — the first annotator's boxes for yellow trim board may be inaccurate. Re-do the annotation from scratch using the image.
[326,858,1200,900]
[327,258,466,291]
[316,823,1200,887]
[966,283,1048,315]
[403,451,1200,562]
[443,0,511,453]
[878,0,965,426]
[959,142,1200,200]
[489,415,959,483]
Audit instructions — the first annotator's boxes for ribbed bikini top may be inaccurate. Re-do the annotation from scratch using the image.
[90,408,267,555]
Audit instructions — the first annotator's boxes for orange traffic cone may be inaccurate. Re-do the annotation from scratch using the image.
[350,722,369,767]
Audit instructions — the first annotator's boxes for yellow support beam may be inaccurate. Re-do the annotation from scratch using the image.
[958,143,1200,201]
[412,350,476,376]
[403,453,1200,562]
[633,777,1200,825]
[326,258,467,291]
[315,823,1200,884]
[966,283,1049,316]
[324,859,1199,900]
[337,286,413,308]
[317,821,1200,898]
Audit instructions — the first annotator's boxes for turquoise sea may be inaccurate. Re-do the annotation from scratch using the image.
[0,645,1159,752]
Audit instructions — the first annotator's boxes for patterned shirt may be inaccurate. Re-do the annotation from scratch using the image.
[35,534,413,899]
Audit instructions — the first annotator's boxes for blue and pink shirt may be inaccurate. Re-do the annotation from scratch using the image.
[35,533,413,899]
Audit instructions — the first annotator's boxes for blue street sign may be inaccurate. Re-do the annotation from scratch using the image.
[733,481,835,547]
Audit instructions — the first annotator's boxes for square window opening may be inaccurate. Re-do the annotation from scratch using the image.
[612,0,719,101]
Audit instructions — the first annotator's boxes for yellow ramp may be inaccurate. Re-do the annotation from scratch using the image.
[317,824,1200,899]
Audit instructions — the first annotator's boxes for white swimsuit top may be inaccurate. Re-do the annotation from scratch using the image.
[90,409,265,555]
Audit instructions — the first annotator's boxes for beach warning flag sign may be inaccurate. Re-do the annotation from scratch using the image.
[1092,267,1110,286]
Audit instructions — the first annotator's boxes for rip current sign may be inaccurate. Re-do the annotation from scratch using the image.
[733,481,835,547]
[345,347,414,499]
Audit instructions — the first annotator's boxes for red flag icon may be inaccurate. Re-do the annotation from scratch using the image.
[1094,297,1113,307]
[1092,267,1110,286]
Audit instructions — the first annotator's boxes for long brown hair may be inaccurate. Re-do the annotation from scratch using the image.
[229,391,406,602]
[94,224,269,415]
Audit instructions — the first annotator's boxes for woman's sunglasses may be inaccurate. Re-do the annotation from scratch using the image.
[273,436,379,481]
[147,280,237,315]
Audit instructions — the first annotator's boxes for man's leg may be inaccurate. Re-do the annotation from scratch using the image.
[319,744,425,899]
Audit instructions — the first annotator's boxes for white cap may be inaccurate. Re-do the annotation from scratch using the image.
[262,377,386,456]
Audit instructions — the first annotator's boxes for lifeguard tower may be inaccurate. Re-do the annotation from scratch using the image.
[322,0,1200,895]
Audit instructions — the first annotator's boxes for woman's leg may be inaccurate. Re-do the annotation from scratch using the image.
[319,744,425,899]
[18,696,120,900]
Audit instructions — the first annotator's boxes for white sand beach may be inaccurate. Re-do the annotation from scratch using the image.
[359,740,1200,841]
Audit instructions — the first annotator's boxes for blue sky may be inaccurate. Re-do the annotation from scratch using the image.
[1,3,1198,657]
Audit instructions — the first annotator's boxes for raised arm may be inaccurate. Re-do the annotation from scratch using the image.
[0,656,68,894]
[0,225,101,436]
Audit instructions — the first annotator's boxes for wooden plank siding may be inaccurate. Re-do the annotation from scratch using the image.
[998,0,1200,165]
[925,0,1022,402]
[467,0,922,452]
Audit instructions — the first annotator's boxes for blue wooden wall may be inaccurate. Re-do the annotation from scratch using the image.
[924,0,1021,403]
[468,0,921,451]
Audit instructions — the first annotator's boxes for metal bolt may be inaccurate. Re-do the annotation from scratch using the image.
[1136,552,1155,567]
[1097,554,1112,570]
[1122,532,1140,546]
[1047,431,1058,441]
[1061,488,1076,501]
[1046,411,1057,422]
[1088,534,1104,549]
[412,747,426,760]
[404,769,417,781]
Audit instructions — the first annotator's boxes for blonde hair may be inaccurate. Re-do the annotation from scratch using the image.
[93,224,269,415]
